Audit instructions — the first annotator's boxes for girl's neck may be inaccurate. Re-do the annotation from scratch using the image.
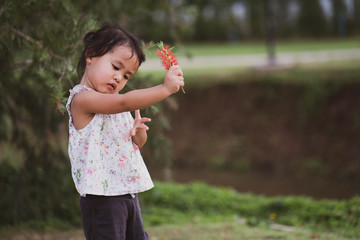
[80,75,95,91]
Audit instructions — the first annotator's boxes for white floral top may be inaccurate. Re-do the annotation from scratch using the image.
[66,85,154,196]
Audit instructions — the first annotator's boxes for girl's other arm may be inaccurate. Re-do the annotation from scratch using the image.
[126,110,151,148]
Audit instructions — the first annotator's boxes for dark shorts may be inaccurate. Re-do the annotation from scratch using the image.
[80,194,149,240]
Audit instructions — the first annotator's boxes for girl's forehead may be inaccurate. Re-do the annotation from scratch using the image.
[111,45,132,56]
[111,46,137,60]
[111,46,139,69]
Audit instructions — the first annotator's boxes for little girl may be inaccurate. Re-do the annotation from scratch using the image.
[66,24,184,240]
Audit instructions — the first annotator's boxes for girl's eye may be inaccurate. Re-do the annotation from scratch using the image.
[112,64,119,70]
[124,75,129,80]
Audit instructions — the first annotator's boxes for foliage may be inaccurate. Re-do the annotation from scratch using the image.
[141,182,360,238]
[297,0,328,37]
[0,0,173,226]
[0,0,96,226]
[246,0,265,38]
[72,0,359,42]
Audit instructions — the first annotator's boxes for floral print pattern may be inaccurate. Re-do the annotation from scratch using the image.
[66,85,154,196]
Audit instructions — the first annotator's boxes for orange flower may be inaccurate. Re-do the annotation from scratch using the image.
[156,41,185,93]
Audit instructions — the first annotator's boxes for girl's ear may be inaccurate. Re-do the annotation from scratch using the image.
[85,49,93,64]
[86,57,92,64]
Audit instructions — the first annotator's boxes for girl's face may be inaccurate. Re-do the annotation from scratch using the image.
[82,45,139,94]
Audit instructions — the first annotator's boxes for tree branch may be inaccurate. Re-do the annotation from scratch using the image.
[9,26,67,61]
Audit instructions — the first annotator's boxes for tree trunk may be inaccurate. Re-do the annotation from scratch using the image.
[265,0,276,66]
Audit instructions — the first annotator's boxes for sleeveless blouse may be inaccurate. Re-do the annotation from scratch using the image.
[66,85,154,196]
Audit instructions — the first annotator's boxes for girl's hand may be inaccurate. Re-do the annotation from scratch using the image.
[125,110,151,140]
[164,65,184,94]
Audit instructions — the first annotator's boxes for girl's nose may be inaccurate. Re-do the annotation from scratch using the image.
[114,74,121,83]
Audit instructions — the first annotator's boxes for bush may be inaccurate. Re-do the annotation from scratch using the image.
[0,160,81,228]
[141,181,360,238]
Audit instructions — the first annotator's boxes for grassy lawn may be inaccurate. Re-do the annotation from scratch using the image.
[147,221,351,240]
[141,37,360,86]
[138,58,360,88]
[171,38,360,57]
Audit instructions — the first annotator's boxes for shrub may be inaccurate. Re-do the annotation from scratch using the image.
[141,181,360,237]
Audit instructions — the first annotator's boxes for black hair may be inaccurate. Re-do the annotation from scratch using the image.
[77,24,146,79]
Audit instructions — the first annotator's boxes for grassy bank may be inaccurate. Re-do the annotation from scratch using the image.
[151,62,360,181]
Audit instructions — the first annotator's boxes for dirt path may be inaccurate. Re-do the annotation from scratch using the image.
[139,48,360,71]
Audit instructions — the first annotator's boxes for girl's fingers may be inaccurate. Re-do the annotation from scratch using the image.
[176,69,183,77]
[169,65,180,71]
[139,125,149,131]
[135,110,141,119]
[140,118,151,123]
[124,113,151,141]
[127,123,150,137]
[169,65,183,76]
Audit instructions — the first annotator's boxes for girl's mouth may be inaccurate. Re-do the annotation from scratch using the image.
[107,83,116,90]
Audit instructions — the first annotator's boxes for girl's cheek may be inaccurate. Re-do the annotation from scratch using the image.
[122,81,128,88]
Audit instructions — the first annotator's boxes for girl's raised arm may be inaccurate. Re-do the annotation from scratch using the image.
[72,65,184,115]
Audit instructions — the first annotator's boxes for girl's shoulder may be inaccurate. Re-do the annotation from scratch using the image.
[70,84,92,95]
[66,85,91,114]
[67,84,92,103]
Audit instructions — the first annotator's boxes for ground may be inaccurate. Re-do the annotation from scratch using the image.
[1,221,351,240]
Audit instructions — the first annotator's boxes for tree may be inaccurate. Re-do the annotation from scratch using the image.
[0,0,99,225]
[297,0,328,37]
[275,0,293,38]
[265,0,276,66]
[332,0,347,38]
[246,0,265,38]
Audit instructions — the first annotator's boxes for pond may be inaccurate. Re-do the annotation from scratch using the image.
[149,166,360,200]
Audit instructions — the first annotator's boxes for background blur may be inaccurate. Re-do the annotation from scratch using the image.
[1,0,360,231]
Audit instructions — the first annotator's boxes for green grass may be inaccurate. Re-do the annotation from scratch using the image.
[171,38,360,57]
[0,220,353,240]
[141,182,360,239]
[147,221,350,240]
[140,37,360,87]
[138,58,360,89]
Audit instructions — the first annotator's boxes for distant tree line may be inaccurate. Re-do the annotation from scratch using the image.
[99,0,359,43]
[47,0,360,43]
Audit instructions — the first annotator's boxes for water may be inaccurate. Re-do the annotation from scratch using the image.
[149,167,359,200]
